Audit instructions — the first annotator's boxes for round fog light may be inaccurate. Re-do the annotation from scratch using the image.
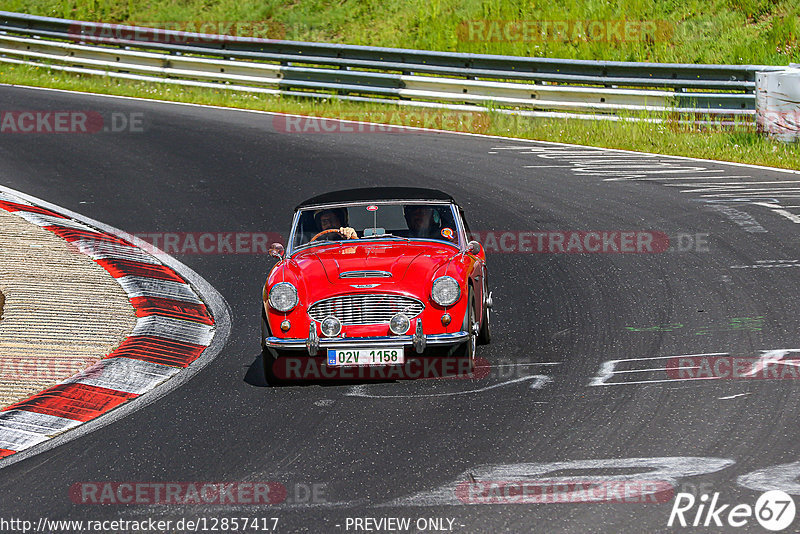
[389,313,411,335]
[280,320,291,332]
[441,313,451,326]
[320,316,342,337]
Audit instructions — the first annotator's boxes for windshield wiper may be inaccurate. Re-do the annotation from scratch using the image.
[366,233,408,241]
[295,240,345,251]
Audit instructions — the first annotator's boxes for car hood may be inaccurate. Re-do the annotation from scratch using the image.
[285,240,458,294]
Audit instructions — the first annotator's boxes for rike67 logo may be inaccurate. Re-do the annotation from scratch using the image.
[669,490,796,531]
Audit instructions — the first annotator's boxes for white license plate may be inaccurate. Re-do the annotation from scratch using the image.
[327,348,405,366]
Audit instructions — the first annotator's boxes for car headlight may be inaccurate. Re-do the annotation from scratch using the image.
[431,276,460,307]
[389,313,411,335]
[320,316,342,337]
[268,282,298,312]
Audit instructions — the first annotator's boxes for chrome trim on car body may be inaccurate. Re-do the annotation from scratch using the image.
[307,293,425,325]
[286,200,467,256]
[264,332,470,353]
[339,270,392,278]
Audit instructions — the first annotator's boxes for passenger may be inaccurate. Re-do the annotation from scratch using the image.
[403,205,440,239]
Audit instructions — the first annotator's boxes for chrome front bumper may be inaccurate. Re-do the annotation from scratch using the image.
[264,331,470,355]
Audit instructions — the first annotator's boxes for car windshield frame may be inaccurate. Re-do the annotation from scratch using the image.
[287,200,466,256]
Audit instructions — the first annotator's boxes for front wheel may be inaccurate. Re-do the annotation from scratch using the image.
[477,288,491,345]
[262,306,291,385]
[260,305,269,351]
[452,290,477,370]
[262,347,292,385]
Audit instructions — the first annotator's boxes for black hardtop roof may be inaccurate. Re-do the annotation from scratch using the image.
[296,187,456,210]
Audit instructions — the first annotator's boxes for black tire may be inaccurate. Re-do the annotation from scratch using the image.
[263,347,293,386]
[477,283,491,345]
[261,306,289,385]
[260,306,269,351]
[453,289,477,369]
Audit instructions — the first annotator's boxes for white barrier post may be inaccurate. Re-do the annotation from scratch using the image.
[756,67,800,142]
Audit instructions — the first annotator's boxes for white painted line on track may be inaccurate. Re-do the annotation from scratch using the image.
[589,349,800,386]
[589,352,727,387]
[592,168,727,175]
[718,393,750,400]
[477,362,562,368]
[679,180,800,186]
[613,175,745,181]
[345,375,551,398]
[770,210,800,223]
[547,154,660,159]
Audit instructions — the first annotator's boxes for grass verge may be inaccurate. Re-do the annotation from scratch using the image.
[6,0,800,65]
[1,62,798,170]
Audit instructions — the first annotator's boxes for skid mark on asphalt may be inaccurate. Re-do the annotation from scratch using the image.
[344,375,552,398]
[383,457,735,507]
[731,259,800,269]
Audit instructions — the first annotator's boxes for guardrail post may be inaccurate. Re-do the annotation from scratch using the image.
[756,67,800,142]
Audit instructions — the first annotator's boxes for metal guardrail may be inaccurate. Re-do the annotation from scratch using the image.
[0,10,788,119]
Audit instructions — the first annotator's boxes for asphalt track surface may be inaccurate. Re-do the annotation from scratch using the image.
[1,84,800,533]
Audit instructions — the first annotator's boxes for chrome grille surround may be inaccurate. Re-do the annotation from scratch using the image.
[308,294,424,325]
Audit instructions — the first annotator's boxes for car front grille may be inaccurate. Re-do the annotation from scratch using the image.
[308,294,424,325]
[339,270,392,278]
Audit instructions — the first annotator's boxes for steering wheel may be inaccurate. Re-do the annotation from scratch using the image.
[310,228,348,242]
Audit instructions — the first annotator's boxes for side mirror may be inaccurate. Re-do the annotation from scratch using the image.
[268,242,285,260]
[467,240,481,255]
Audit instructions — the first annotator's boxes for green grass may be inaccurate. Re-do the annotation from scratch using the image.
[2,62,798,171]
[6,0,800,64]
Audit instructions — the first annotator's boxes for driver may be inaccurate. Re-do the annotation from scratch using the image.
[314,208,358,240]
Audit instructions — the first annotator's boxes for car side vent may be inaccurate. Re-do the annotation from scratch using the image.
[339,270,392,278]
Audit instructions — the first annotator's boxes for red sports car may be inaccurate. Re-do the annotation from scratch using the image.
[261,187,491,381]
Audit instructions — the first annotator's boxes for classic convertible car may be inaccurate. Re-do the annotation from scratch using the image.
[261,187,491,381]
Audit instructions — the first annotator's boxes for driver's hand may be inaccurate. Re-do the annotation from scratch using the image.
[340,227,358,239]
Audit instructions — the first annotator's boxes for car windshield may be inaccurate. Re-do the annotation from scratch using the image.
[291,202,461,250]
